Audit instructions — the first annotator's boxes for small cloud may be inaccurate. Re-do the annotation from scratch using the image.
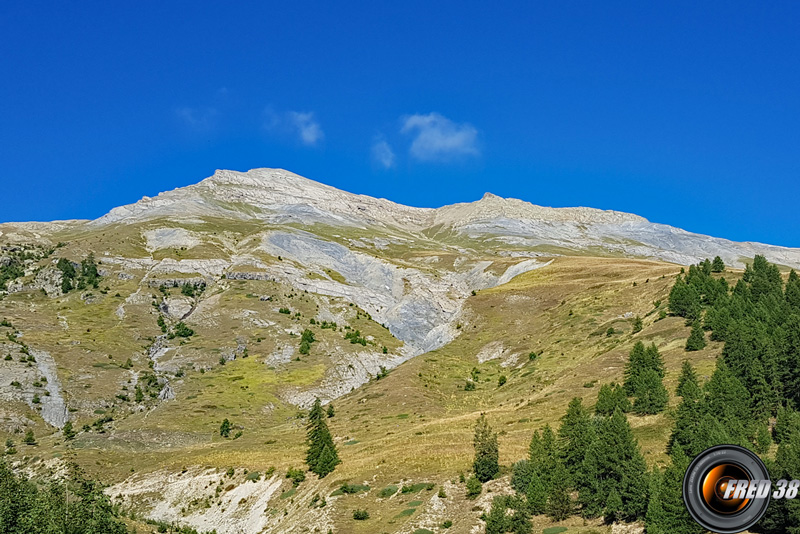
[176,106,218,131]
[371,139,396,169]
[264,108,324,146]
[400,112,479,161]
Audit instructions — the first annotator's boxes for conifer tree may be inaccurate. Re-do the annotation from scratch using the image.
[546,462,572,521]
[667,377,706,457]
[668,276,702,320]
[675,360,699,398]
[525,472,548,515]
[685,321,707,351]
[580,409,648,520]
[632,368,669,415]
[306,398,340,477]
[623,342,647,395]
[473,414,500,482]
[711,256,725,273]
[484,496,509,534]
[595,383,630,416]
[557,397,595,483]
[702,361,750,446]
[506,495,533,534]
[646,449,704,534]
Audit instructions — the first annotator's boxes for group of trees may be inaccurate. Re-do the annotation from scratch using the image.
[56,253,100,293]
[478,397,652,533]
[0,461,128,533]
[477,255,800,533]
[305,399,340,478]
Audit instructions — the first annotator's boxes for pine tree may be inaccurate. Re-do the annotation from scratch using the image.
[685,321,707,351]
[595,383,630,416]
[22,430,35,445]
[668,276,702,320]
[326,403,335,418]
[623,342,647,395]
[632,315,643,333]
[646,449,704,534]
[667,378,706,457]
[306,398,340,477]
[506,495,533,534]
[525,472,548,515]
[557,398,595,484]
[675,360,699,398]
[511,459,532,494]
[712,256,725,273]
[473,414,500,482]
[632,368,669,415]
[219,418,231,438]
[579,409,648,520]
[704,361,750,444]
[545,462,572,521]
[484,496,510,534]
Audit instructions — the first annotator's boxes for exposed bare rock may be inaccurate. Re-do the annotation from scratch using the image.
[33,267,63,297]
[161,296,193,320]
[107,468,285,534]
[31,349,68,428]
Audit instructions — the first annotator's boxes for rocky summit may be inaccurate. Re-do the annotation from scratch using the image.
[1,168,798,534]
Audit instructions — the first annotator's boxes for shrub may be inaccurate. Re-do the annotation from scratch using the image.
[353,509,369,520]
[173,322,194,338]
[286,467,305,487]
[379,485,398,498]
[465,476,482,499]
[219,418,232,438]
[497,375,507,387]
[464,380,476,391]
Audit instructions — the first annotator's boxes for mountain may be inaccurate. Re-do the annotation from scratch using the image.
[0,168,795,534]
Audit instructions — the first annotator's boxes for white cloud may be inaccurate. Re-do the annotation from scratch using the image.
[265,108,324,146]
[176,106,218,130]
[287,111,324,146]
[400,112,479,161]
[371,139,396,169]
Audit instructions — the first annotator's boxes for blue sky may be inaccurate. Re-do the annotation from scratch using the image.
[1,1,799,246]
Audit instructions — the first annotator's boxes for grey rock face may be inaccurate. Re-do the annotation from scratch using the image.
[89,168,800,269]
[33,267,64,297]
[31,349,69,428]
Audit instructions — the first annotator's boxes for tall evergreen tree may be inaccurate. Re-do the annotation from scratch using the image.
[685,321,707,351]
[557,397,595,484]
[474,414,500,482]
[580,409,648,520]
[545,461,572,522]
[632,368,669,415]
[675,360,699,398]
[306,398,340,477]
[646,449,705,534]
[623,342,647,395]
[711,256,725,273]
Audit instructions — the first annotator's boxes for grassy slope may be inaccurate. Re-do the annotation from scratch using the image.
[2,236,742,533]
